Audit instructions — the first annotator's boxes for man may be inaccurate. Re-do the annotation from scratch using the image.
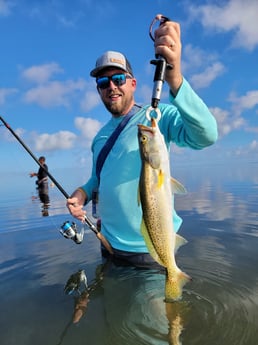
[30,156,50,205]
[67,17,218,267]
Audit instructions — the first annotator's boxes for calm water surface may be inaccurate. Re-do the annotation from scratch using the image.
[1,162,258,345]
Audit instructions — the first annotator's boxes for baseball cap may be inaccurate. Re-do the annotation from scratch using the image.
[90,51,134,77]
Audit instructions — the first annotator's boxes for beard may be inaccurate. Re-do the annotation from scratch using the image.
[104,102,121,116]
[102,94,134,117]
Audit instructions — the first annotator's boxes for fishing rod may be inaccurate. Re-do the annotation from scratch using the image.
[0,115,113,254]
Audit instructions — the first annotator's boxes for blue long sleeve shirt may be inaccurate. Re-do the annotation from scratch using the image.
[81,78,218,252]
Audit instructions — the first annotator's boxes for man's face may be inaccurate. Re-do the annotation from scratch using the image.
[96,68,136,117]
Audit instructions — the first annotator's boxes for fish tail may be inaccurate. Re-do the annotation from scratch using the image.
[165,269,192,303]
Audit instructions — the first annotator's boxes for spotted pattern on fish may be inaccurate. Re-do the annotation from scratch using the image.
[138,119,191,301]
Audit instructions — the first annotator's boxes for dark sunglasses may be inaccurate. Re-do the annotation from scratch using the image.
[96,73,132,89]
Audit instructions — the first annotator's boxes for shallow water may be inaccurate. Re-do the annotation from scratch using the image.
[1,162,258,345]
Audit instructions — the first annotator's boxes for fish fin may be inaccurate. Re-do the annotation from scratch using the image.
[140,219,165,267]
[157,169,165,188]
[174,234,188,254]
[171,177,187,194]
[165,269,192,302]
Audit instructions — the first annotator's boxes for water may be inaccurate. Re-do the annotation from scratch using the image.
[1,162,258,345]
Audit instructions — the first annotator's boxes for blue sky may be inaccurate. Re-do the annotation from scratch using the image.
[1,0,258,179]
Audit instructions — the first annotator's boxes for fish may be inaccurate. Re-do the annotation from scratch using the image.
[137,118,191,302]
[64,269,88,295]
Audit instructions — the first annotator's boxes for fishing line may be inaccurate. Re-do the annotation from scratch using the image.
[0,115,113,253]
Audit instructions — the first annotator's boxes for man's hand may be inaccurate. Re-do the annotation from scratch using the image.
[67,188,87,222]
[154,14,183,95]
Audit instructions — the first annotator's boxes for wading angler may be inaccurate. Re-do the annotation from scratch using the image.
[67,14,218,300]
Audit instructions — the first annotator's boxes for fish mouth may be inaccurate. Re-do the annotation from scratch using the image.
[150,117,158,128]
[137,117,158,132]
[137,123,153,132]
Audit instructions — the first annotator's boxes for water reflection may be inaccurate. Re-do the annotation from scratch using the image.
[79,255,257,344]
[1,162,258,345]
[61,264,189,345]
[59,247,258,345]
[174,162,258,237]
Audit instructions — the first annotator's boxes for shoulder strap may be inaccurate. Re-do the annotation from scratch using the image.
[96,104,142,183]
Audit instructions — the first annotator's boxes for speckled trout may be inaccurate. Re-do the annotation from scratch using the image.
[138,118,191,302]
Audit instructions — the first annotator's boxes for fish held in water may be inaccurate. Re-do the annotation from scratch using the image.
[137,118,191,302]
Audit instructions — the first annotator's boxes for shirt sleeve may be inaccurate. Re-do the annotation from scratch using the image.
[164,78,218,149]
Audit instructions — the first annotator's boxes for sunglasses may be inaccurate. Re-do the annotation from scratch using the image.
[96,73,132,89]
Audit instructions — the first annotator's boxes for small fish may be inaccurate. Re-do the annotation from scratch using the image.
[138,118,191,302]
[64,269,88,295]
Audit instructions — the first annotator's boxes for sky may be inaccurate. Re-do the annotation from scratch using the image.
[1,0,258,182]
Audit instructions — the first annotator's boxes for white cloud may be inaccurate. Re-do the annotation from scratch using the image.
[250,140,258,150]
[33,131,77,151]
[189,0,258,50]
[229,90,258,116]
[0,88,17,105]
[246,127,258,134]
[181,45,225,88]
[22,63,64,84]
[74,116,102,147]
[208,89,258,139]
[210,106,245,137]
[56,15,77,28]
[182,44,217,72]
[80,90,100,112]
[0,0,13,16]
[234,139,258,158]
[190,62,225,89]
[0,126,25,142]
[23,79,86,108]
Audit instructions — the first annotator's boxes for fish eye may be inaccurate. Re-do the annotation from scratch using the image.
[141,135,147,143]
